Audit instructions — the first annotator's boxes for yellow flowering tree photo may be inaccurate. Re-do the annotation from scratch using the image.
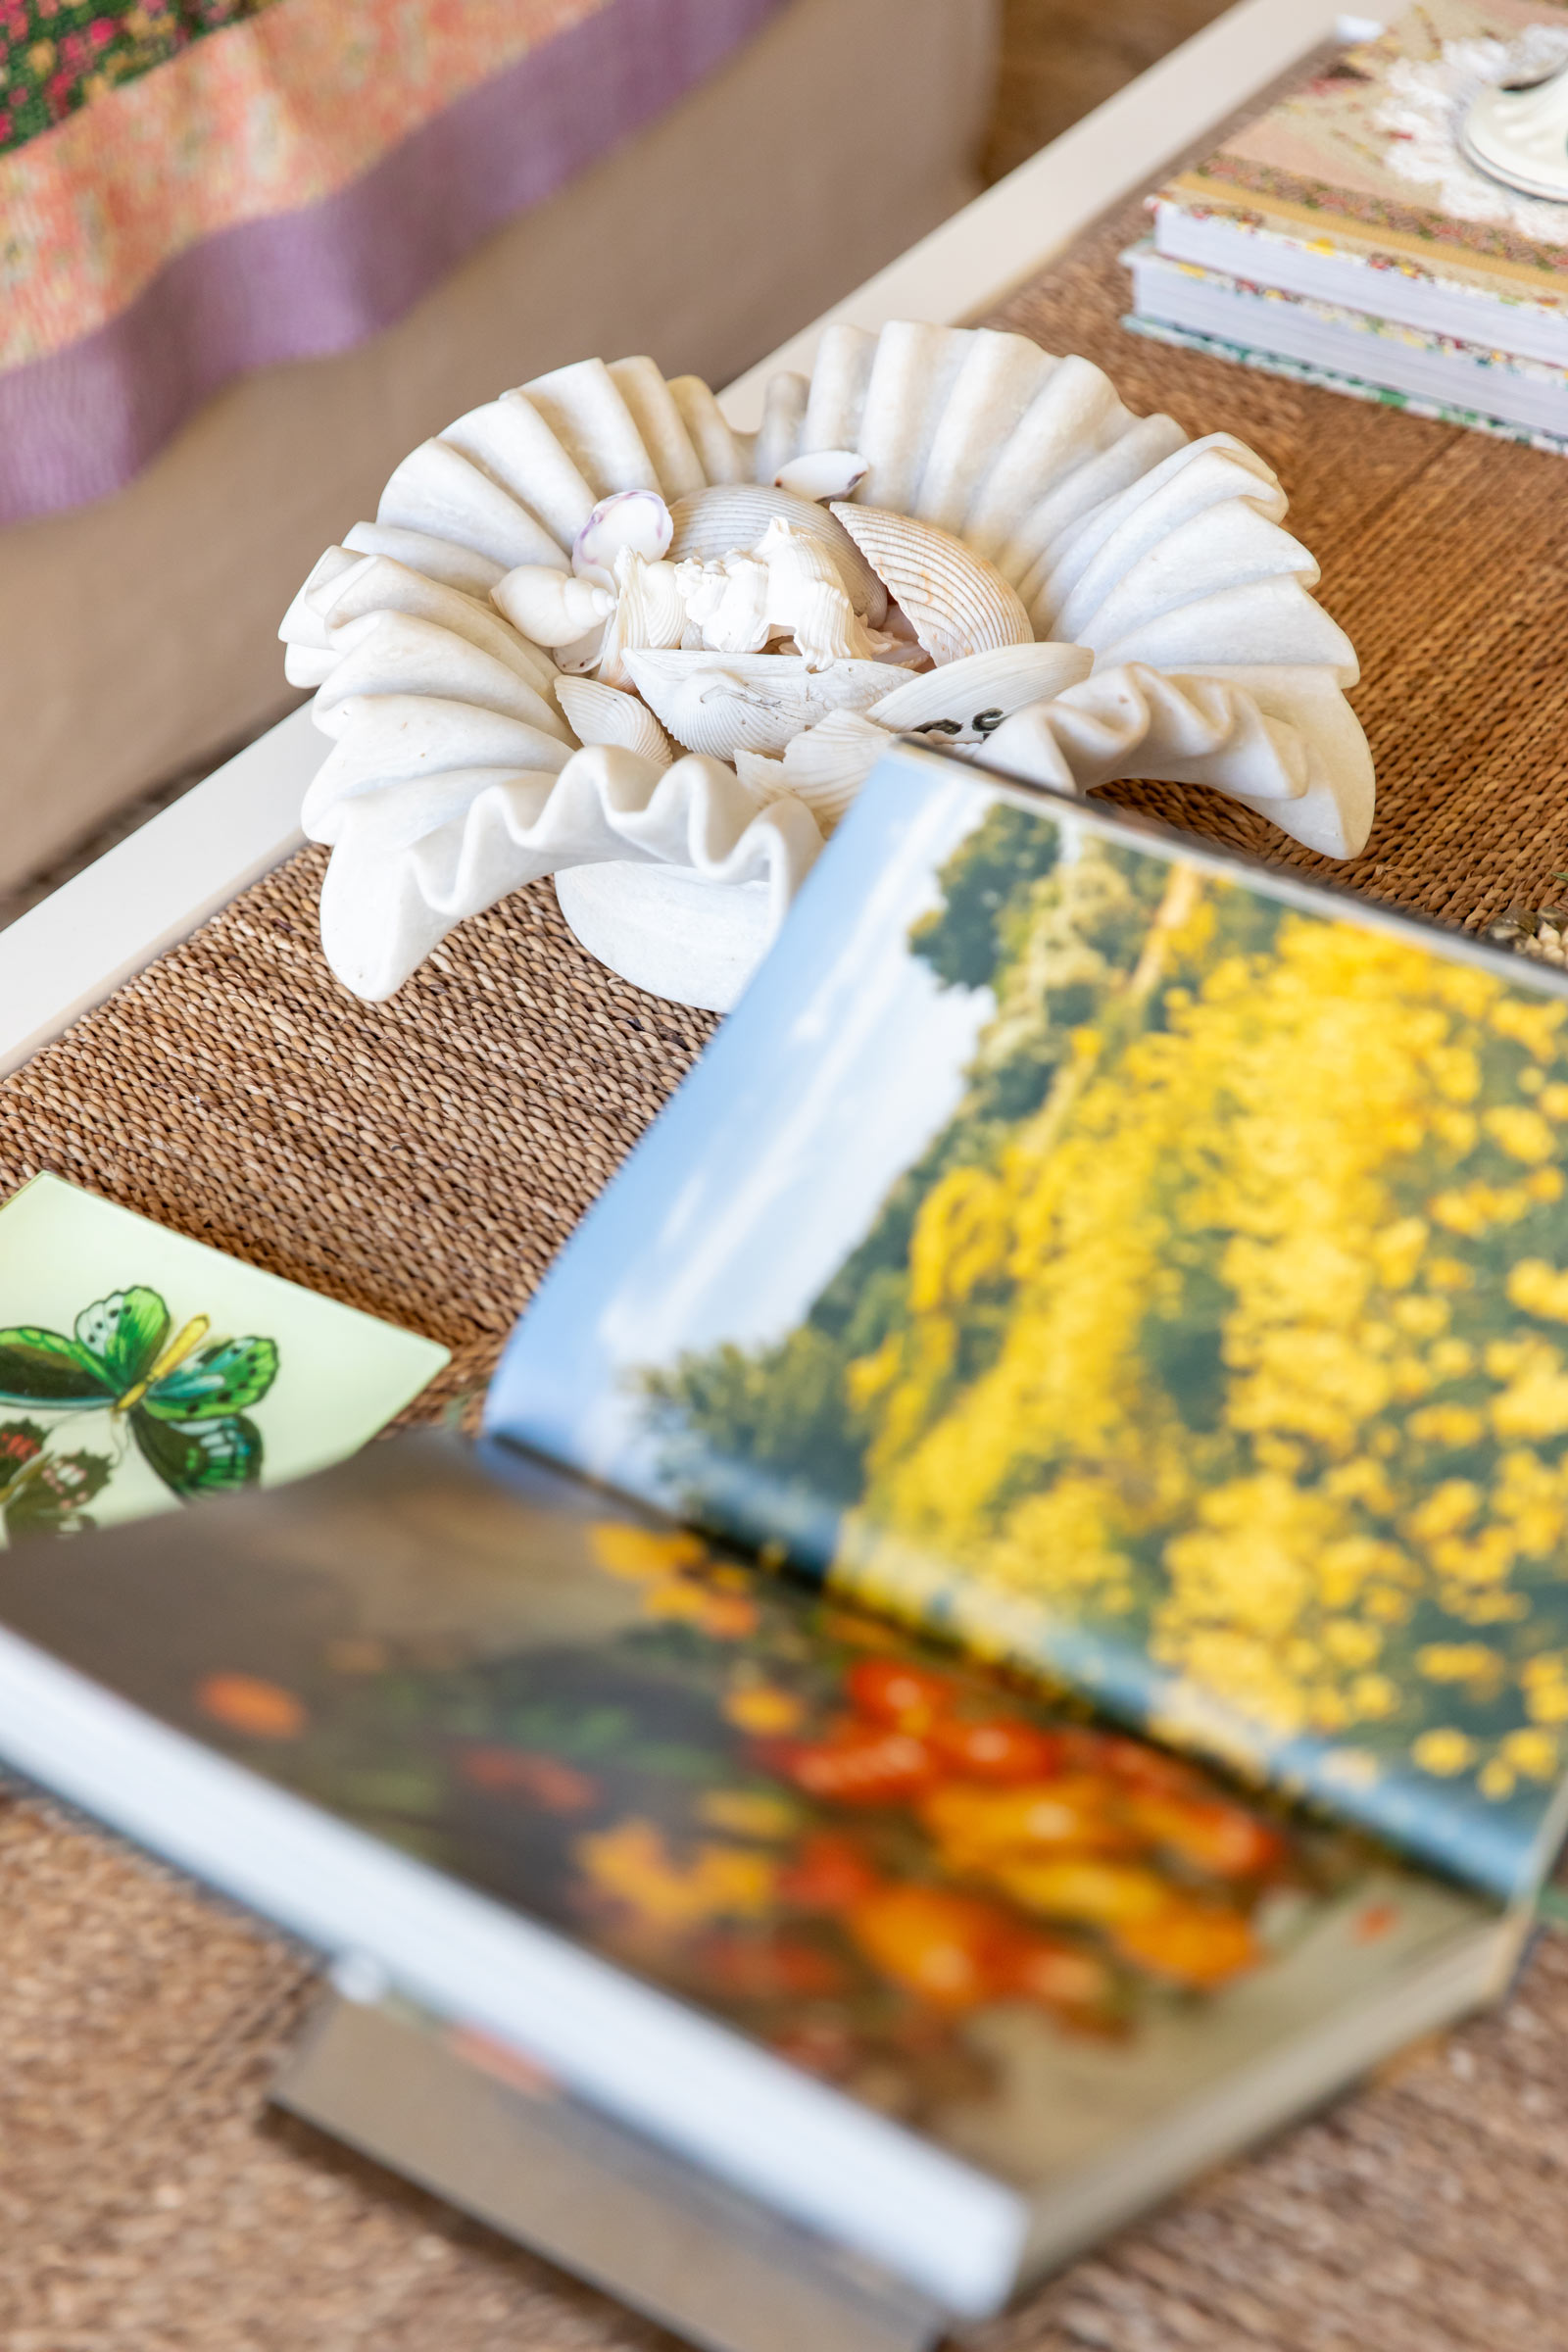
[639,808,1568,1884]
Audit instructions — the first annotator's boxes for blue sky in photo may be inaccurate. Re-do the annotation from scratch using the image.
[486,754,1008,1504]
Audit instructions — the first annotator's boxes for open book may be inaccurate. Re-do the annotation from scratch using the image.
[0,746,1563,2352]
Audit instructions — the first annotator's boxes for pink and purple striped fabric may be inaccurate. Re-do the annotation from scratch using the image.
[0,0,787,522]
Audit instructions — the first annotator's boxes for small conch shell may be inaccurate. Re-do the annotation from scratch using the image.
[624,650,895,759]
[830,503,1034,664]
[493,567,614,648]
[597,549,688,688]
[668,487,888,626]
[774,450,869,504]
[870,642,1094,742]
[572,489,673,586]
[555,674,675,768]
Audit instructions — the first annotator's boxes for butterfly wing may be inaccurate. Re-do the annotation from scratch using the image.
[143,1337,279,1423]
[132,1409,264,1498]
[75,1289,171,1391]
[0,1326,114,1410]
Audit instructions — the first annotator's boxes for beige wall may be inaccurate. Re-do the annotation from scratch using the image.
[0,0,999,892]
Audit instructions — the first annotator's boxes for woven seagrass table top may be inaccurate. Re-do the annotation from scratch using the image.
[4,184,1568,2352]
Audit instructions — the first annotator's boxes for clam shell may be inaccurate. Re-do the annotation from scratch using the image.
[520,359,662,500]
[316,556,560,699]
[624,651,895,759]
[667,375,753,485]
[735,709,893,829]
[572,489,673,582]
[597,553,689,690]
[555,675,674,768]
[753,371,809,487]
[341,522,507,598]
[830,504,1034,664]
[607,358,708,501]
[668,487,888,626]
[440,395,596,548]
[774,450,868,503]
[870,643,1094,742]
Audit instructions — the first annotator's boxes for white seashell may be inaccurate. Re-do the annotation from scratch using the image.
[674,554,772,658]
[667,486,888,626]
[913,331,1056,533]
[555,675,675,768]
[596,551,690,690]
[830,504,1034,664]
[774,450,869,503]
[735,709,894,829]
[303,696,573,835]
[624,651,896,759]
[573,489,673,583]
[753,518,881,668]
[870,642,1095,742]
[492,567,614,648]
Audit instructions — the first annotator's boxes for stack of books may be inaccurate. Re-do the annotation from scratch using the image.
[1126,0,1568,453]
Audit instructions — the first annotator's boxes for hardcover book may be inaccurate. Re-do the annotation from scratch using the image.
[0,747,1565,2352]
[1140,0,1568,433]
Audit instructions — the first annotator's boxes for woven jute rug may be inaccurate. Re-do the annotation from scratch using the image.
[4,174,1568,2349]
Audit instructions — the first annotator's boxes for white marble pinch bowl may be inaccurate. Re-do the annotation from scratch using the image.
[281,327,1373,1011]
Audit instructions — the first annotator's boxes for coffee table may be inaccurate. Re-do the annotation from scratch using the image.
[12,7,1568,2348]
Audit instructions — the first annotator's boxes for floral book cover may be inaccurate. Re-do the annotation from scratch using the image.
[489,749,1568,1911]
[1159,0,1568,308]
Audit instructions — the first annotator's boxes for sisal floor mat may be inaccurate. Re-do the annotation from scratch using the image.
[2,187,1567,2351]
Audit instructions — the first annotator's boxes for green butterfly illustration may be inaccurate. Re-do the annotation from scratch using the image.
[0,1288,279,1499]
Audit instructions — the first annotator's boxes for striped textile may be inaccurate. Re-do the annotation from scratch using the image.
[0,0,787,519]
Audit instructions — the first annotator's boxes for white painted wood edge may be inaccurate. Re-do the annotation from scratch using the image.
[0,0,1363,1082]
[0,705,319,1082]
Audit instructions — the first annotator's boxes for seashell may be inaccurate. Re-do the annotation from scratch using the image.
[667,488,888,626]
[492,567,614,648]
[674,554,772,658]
[830,504,1034,665]
[752,518,881,668]
[774,450,868,503]
[555,676,675,768]
[303,696,573,833]
[735,709,894,829]
[624,651,896,760]
[596,551,690,690]
[870,643,1095,742]
[573,489,673,584]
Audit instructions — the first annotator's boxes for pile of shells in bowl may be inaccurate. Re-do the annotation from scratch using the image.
[281,322,1374,1010]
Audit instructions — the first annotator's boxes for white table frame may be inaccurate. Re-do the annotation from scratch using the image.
[0,0,1367,1083]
